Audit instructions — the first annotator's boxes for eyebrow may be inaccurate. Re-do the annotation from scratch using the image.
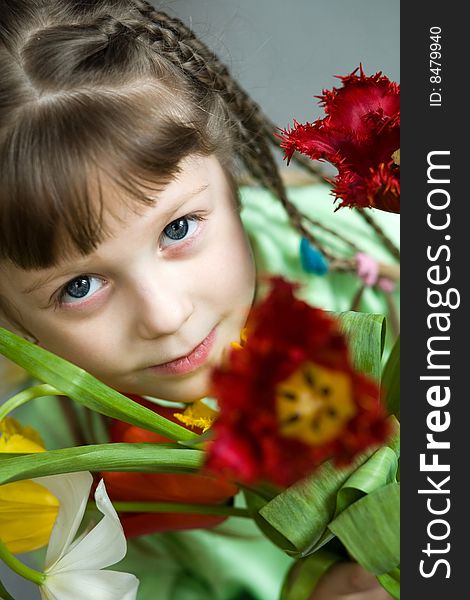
[21,182,210,295]
[147,182,209,204]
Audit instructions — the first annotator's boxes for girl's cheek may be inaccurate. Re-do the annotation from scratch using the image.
[30,316,108,365]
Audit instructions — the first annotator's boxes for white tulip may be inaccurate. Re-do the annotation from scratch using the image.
[33,471,139,600]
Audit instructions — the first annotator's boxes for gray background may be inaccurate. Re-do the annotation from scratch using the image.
[163,0,399,131]
[0,1,398,598]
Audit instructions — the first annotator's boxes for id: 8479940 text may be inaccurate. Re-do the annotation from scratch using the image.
[429,26,442,107]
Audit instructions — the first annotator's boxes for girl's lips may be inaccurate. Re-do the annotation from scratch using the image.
[150,328,217,376]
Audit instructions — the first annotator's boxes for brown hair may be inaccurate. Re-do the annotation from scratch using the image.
[0,0,317,271]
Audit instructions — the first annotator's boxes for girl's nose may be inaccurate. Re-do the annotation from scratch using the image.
[133,280,194,340]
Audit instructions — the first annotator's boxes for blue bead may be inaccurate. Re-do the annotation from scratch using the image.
[300,238,329,275]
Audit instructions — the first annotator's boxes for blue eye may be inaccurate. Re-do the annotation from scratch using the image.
[161,216,200,247]
[60,275,104,304]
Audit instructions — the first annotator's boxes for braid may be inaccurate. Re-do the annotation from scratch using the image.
[129,1,335,262]
[140,11,327,179]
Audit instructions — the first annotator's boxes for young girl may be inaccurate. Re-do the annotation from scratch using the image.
[0,1,395,598]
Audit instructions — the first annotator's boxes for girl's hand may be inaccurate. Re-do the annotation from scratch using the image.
[310,562,393,600]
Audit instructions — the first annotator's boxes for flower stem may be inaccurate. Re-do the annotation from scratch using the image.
[87,501,251,519]
[0,384,62,423]
[0,538,45,586]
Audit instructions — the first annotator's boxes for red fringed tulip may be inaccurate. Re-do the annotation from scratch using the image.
[279,66,400,213]
[205,278,389,488]
[101,397,238,537]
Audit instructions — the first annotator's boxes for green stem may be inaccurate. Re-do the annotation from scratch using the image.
[0,538,45,586]
[0,384,62,422]
[87,500,251,519]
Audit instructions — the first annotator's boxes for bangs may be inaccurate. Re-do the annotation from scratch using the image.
[0,85,229,269]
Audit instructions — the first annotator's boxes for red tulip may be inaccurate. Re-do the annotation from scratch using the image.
[205,278,389,488]
[101,397,238,538]
[279,66,400,213]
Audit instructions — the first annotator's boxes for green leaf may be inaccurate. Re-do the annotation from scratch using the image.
[256,427,399,557]
[0,327,197,442]
[329,482,400,574]
[337,312,385,381]
[0,443,204,484]
[244,489,296,554]
[335,445,399,513]
[381,335,400,418]
[258,454,372,556]
[280,551,342,600]
[377,567,400,600]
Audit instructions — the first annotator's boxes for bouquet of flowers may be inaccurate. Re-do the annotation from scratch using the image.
[0,67,400,600]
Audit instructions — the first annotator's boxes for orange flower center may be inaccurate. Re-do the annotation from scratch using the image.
[275,362,356,445]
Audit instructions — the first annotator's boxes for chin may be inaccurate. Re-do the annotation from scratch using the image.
[127,369,213,403]
[166,372,213,403]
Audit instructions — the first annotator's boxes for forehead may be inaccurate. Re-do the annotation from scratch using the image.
[96,154,226,233]
[0,154,231,286]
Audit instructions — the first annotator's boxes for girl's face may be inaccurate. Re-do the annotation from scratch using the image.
[0,155,256,401]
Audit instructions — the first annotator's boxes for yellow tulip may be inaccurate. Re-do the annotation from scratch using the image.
[0,417,59,554]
